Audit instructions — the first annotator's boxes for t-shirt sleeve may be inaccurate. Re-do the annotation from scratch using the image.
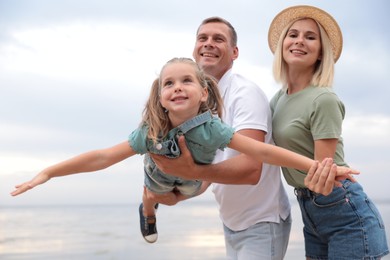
[128,125,149,154]
[208,119,235,150]
[310,92,345,140]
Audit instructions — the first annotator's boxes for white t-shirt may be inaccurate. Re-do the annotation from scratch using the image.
[212,69,290,231]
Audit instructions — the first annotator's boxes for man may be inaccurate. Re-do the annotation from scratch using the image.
[147,16,345,259]
[150,17,291,260]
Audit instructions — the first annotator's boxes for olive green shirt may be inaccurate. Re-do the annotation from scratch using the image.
[270,86,348,188]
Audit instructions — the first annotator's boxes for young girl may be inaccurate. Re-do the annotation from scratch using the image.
[11,57,355,244]
[268,5,388,259]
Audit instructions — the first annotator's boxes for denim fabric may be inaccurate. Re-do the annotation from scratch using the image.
[129,110,234,162]
[295,180,389,260]
[223,215,291,260]
[142,111,230,196]
[146,111,214,157]
[143,153,201,196]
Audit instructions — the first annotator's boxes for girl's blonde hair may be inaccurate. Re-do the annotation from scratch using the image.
[273,18,335,88]
[141,57,224,143]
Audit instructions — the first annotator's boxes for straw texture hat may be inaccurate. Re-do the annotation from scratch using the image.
[268,5,343,62]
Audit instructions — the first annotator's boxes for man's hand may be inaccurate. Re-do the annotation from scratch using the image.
[150,135,199,180]
[143,186,184,206]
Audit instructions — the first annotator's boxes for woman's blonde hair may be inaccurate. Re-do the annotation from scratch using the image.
[272,18,335,88]
[141,57,224,143]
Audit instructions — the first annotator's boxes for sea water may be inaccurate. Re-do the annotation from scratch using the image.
[1,200,389,259]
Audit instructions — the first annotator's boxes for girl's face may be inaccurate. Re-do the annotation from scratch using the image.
[282,19,322,69]
[159,62,208,124]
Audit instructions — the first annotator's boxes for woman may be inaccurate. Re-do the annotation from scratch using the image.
[268,5,389,259]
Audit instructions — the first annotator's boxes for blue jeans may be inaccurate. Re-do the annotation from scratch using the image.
[223,214,291,260]
[295,180,389,260]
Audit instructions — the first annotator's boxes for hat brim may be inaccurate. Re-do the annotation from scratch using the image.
[268,5,343,62]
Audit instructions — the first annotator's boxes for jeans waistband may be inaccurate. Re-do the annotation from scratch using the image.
[294,187,316,198]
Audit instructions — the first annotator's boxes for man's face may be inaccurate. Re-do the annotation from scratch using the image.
[193,22,238,80]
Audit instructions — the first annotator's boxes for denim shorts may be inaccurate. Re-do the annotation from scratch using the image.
[143,154,201,197]
[295,180,389,260]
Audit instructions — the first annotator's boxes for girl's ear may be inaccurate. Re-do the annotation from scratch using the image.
[158,100,166,110]
[159,102,168,113]
[200,86,208,102]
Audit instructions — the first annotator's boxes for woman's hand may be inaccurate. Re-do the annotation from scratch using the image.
[304,158,359,196]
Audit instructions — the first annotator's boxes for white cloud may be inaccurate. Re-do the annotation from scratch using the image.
[1,0,389,204]
[2,22,194,82]
[343,114,390,148]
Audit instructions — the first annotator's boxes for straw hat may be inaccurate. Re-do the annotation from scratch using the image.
[268,5,343,62]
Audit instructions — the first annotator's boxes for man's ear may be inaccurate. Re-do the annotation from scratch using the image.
[232,46,239,61]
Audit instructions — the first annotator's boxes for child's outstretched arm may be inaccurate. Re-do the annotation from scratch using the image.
[228,133,359,180]
[11,141,134,196]
[229,133,313,171]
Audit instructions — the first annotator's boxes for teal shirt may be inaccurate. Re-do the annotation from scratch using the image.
[129,111,235,164]
[270,86,348,188]
[128,111,236,195]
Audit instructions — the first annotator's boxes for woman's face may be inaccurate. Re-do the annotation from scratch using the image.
[282,18,322,69]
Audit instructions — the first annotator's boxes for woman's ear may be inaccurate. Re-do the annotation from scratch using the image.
[318,49,323,61]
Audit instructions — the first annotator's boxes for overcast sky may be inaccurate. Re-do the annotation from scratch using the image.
[1,0,389,206]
